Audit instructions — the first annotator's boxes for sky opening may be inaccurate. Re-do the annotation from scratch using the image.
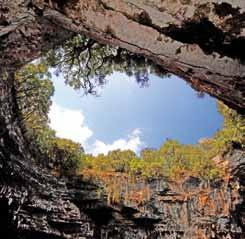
[48,72,224,155]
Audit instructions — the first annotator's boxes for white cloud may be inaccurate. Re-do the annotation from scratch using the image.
[89,129,144,156]
[49,102,144,155]
[131,128,142,137]
[48,102,93,145]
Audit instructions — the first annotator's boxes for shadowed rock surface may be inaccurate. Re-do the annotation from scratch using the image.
[0,0,244,112]
[0,0,244,238]
[0,68,244,239]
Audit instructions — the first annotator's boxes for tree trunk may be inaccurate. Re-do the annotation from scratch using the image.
[0,0,244,111]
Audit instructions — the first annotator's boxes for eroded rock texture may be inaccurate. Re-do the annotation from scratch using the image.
[0,72,244,238]
[0,0,244,238]
[0,0,245,112]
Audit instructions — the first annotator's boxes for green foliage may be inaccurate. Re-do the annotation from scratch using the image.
[15,60,243,184]
[43,34,170,94]
[199,102,244,158]
[81,103,243,182]
[216,102,244,147]
[81,139,224,182]
[107,150,137,173]
[82,150,137,173]
[15,63,54,131]
[15,62,84,177]
[128,157,144,176]
[49,138,84,177]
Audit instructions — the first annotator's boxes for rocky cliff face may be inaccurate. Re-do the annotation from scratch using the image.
[0,74,244,239]
[79,161,245,239]
[1,0,245,112]
[0,1,244,237]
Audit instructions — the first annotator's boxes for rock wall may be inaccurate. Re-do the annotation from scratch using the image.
[1,0,245,112]
[0,1,244,237]
[0,74,244,238]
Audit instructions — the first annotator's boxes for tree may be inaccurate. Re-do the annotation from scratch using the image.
[15,63,54,130]
[200,101,245,157]
[43,34,170,94]
[14,63,56,156]
[107,149,137,173]
[0,2,244,236]
[217,101,244,148]
[48,138,84,177]
[80,136,226,182]
[1,0,244,112]
[15,62,85,177]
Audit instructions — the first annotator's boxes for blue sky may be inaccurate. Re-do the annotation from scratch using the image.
[48,72,224,155]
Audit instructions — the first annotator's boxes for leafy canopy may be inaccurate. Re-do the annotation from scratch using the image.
[15,63,84,177]
[43,34,170,94]
[14,35,244,182]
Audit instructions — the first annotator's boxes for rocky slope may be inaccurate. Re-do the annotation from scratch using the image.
[0,73,244,239]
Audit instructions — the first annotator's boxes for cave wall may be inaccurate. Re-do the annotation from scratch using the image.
[0,72,96,239]
[0,1,244,238]
[0,0,245,112]
[0,74,244,238]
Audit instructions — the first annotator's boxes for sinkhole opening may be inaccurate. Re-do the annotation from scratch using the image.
[14,34,244,210]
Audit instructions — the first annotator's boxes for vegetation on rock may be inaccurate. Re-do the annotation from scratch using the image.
[1,1,244,237]
[43,34,170,94]
[15,63,84,177]
[14,56,244,198]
